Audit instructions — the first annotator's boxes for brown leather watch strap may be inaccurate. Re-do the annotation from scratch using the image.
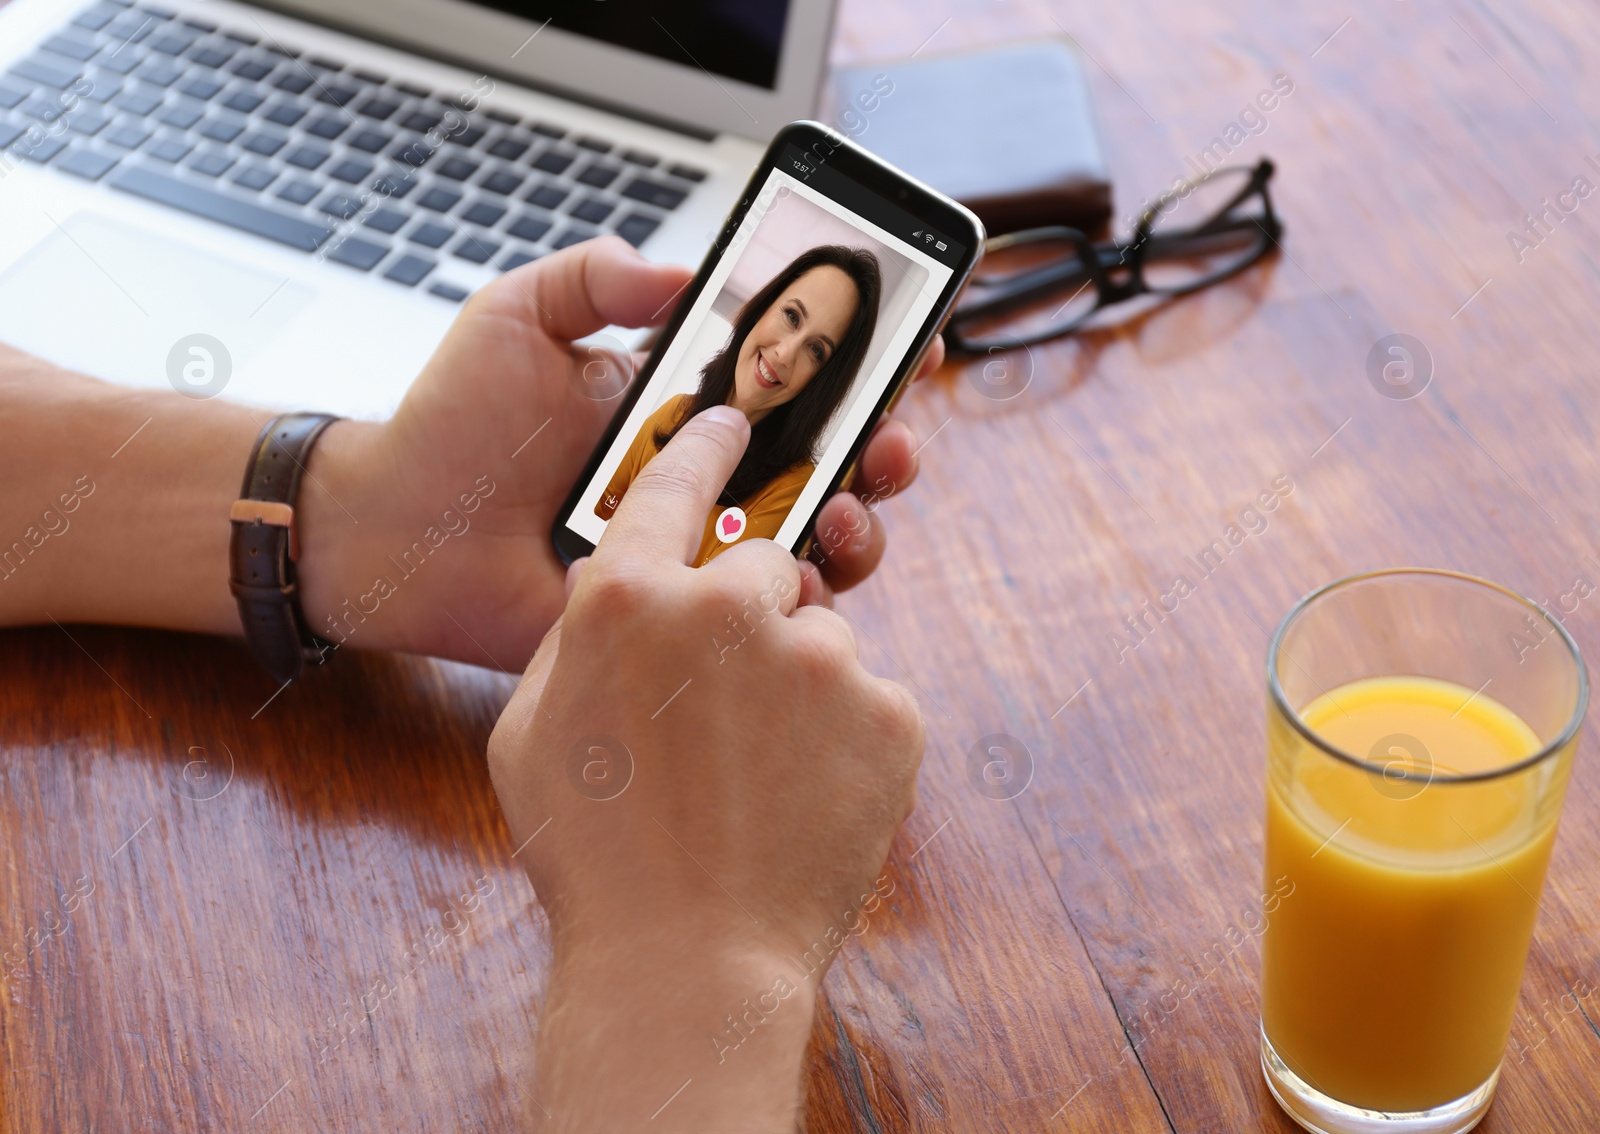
[229,413,340,685]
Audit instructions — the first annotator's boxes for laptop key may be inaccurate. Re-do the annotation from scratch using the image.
[263,102,306,126]
[0,123,28,149]
[526,183,567,209]
[73,4,121,31]
[306,54,344,72]
[483,109,518,126]
[452,235,500,264]
[531,150,572,174]
[351,68,388,85]
[284,143,330,170]
[461,200,506,227]
[272,72,314,95]
[147,135,192,161]
[400,109,442,132]
[500,248,539,272]
[570,197,613,224]
[304,115,348,140]
[181,17,218,32]
[56,147,119,180]
[408,221,451,248]
[230,58,273,81]
[418,186,462,212]
[355,97,400,120]
[22,97,69,124]
[198,116,245,143]
[364,207,408,234]
[486,136,527,160]
[276,179,319,205]
[621,149,659,167]
[156,101,203,128]
[96,52,143,76]
[188,46,234,69]
[428,281,468,302]
[529,122,564,139]
[241,131,287,156]
[81,78,124,103]
[0,82,29,110]
[479,169,523,195]
[574,135,611,153]
[371,171,418,199]
[188,149,233,177]
[506,213,551,243]
[345,128,390,153]
[620,176,688,210]
[667,163,707,182]
[141,6,177,20]
[327,236,390,271]
[139,57,185,85]
[315,85,360,107]
[221,89,264,113]
[394,81,431,98]
[104,16,155,44]
[551,226,596,250]
[11,55,82,90]
[148,33,194,56]
[104,123,152,148]
[444,123,485,147]
[614,211,661,247]
[18,135,69,164]
[179,75,225,99]
[109,164,333,251]
[116,88,164,115]
[319,193,362,220]
[383,253,435,286]
[232,164,276,191]
[576,163,619,189]
[43,35,100,63]
[224,31,260,46]
[328,158,373,183]
[68,108,113,135]
[390,138,433,167]
[436,156,478,181]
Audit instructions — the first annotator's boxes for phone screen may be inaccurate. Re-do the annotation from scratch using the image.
[557,134,973,567]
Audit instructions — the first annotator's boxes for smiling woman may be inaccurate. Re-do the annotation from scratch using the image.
[595,244,883,565]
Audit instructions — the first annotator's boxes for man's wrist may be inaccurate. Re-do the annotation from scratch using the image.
[534,935,820,1132]
[293,418,398,654]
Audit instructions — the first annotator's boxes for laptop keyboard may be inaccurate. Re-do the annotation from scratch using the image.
[0,0,710,301]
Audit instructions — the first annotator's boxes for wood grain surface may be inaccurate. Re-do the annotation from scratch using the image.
[5,0,1600,1130]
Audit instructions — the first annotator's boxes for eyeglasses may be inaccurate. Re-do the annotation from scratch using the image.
[946,158,1283,355]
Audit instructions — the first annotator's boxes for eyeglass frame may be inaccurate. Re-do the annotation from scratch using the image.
[946,158,1283,355]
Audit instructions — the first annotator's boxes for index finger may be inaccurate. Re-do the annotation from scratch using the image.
[593,404,751,566]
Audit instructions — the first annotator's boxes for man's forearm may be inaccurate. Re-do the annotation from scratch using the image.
[0,346,378,644]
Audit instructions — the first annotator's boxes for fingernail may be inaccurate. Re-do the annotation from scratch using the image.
[702,405,749,433]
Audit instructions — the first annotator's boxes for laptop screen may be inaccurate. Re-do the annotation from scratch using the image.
[460,1,793,90]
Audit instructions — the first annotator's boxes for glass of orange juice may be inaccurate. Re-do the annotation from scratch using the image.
[1261,569,1587,1134]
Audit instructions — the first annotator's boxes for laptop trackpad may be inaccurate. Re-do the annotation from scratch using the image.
[0,212,316,392]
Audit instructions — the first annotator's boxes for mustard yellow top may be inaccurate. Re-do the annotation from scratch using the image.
[595,394,815,566]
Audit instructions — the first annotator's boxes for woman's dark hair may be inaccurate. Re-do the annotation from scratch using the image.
[656,244,882,503]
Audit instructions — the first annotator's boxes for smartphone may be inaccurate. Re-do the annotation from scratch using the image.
[552,120,984,568]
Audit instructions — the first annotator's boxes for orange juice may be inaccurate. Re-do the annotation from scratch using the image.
[1262,675,1561,1113]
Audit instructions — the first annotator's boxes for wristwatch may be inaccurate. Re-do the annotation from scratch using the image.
[229,413,340,685]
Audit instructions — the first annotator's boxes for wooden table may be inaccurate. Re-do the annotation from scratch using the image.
[6,0,1600,1129]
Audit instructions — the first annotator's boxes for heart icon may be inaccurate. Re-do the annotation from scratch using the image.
[714,506,748,544]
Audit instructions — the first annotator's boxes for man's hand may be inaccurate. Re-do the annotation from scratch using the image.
[299,236,944,668]
[487,404,924,1131]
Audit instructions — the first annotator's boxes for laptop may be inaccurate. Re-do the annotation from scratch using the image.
[0,0,836,418]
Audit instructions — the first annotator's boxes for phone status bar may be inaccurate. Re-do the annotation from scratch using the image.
[776,144,966,267]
